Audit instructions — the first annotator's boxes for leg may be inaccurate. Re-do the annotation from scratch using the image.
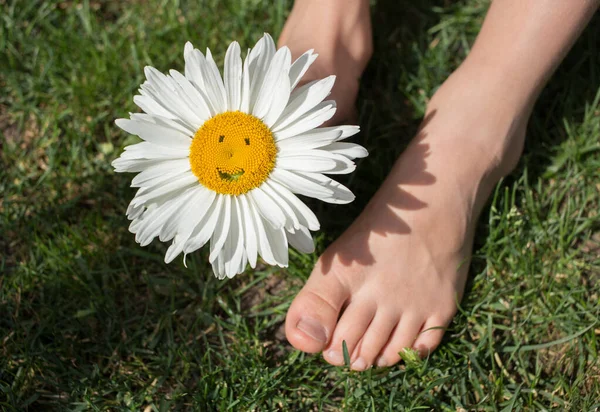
[278,0,372,125]
[282,0,599,369]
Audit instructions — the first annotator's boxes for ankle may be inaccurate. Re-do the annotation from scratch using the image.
[425,65,531,182]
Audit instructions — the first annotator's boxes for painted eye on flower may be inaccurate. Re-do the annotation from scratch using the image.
[112,33,368,279]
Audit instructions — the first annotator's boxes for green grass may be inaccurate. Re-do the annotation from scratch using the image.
[1,0,599,409]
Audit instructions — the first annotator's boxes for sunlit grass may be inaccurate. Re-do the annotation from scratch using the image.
[1,0,599,409]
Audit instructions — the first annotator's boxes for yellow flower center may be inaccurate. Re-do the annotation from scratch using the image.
[189,111,277,195]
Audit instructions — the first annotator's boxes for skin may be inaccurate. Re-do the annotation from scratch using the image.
[278,0,599,370]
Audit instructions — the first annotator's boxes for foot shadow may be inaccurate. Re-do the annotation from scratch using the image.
[317,112,437,272]
[306,0,447,268]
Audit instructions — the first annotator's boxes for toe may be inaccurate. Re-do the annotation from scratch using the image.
[285,269,350,354]
[350,310,399,370]
[412,316,448,358]
[323,298,376,366]
[375,315,423,367]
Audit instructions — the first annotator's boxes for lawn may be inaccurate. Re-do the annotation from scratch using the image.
[1,0,599,410]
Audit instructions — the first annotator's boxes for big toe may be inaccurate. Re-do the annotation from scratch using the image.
[285,266,350,353]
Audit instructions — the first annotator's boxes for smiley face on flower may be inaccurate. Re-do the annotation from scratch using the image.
[189,111,278,195]
[112,34,367,279]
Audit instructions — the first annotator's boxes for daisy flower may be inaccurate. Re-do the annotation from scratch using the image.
[112,34,368,279]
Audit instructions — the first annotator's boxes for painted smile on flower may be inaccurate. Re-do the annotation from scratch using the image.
[112,34,368,279]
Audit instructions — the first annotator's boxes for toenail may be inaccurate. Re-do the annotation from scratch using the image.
[376,357,388,367]
[326,350,344,365]
[352,358,367,371]
[296,317,327,343]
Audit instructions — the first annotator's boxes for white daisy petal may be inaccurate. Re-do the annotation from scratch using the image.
[248,187,286,230]
[264,179,320,231]
[143,67,204,129]
[238,194,258,268]
[165,70,208,127]
[277,154,338,173]
[252,47,291,122]
[289,49,318,90]
[129,113,196,136]
[319,142,369,159]
[113,158,169,173]
[287,225,315,254]
[248,33,276,111]
[238,250,248,275]
[133,94,173,119]
[214,244,230,280]
[183,44,220,117]
[279,149,356,174]
[295,171,356,204]
[274,101,337,140]
[158,197,196,242]
[270,168,334,199]
[247,36,265,75]
[222,197,245,277]
[135,187,198,247]
[136,83,178,120]
[131,158,191,187]
[186,48,221,115]
[277,129,343,153]
[273,75,335,131]
[231,200,247,276]
[184,41,207,90]
[118,142,189,161]
[161,189,213,262]
[262,69,291,127]
[263,224,288,267]
[224,41,243,111]
[182,194,223,252]
[276,126,361,155]
[169,70,212,123]
[115,118,191,148]
[138,222,169,247]
[334,125,361,140]
[131,172,197,207]
[165,233,186,264]
[260,181,300,230]
[126,202,145,220]
[218,216,237,279]
[212,254,226,279]
[262,33,277,60]
[129,207,152,235]
[209,195,232,262]
[248,199,276,265]
[240,48,252,113]
[160,186,216,244]
[203,48,228,114]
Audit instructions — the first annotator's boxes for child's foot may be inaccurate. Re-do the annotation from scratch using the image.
[278,0,372,124]
[284,63,529,369]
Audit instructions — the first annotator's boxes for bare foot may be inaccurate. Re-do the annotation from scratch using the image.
[284,62,529,369]
[278,0,372,124]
